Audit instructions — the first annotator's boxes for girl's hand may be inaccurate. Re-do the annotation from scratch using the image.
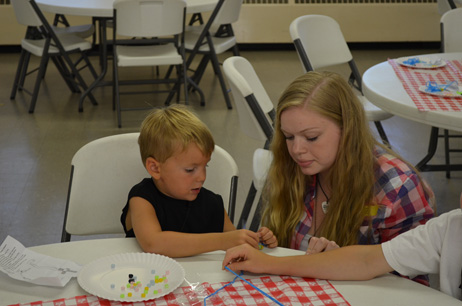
[306,237,339,254]
[222,229,259,250]
[222,244,269,274]
[257,227,278,248]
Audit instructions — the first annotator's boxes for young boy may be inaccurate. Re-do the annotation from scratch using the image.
[223,193,462,300]
[121,105,277,257]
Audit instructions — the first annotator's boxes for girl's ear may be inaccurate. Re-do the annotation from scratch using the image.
[146,157,161,179]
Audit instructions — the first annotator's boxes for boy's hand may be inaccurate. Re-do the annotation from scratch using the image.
[222,229,259,250]
[222,244,269,274]
[306,237,339,254]
[257,227,278,248]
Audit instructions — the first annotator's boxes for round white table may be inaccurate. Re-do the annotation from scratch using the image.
[1,238,460,306]
[363,52,462,173]
[362,52,462,133]
[36,0,219,17]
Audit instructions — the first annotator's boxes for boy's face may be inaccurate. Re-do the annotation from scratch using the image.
[154,142,210,201]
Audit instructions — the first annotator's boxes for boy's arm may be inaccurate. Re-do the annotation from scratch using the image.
[223,210,237,231]
[130,197,259,257]
[224,244,393,280]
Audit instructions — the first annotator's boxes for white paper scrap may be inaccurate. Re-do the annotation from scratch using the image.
[0,235,81,287]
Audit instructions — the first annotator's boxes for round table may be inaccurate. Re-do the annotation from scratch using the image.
[1,238,460,306]
[363,52,462,173]
[362,52,462,132]
[36,0,219,17]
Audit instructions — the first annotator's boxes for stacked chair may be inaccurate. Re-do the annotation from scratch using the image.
[223,56,274,231]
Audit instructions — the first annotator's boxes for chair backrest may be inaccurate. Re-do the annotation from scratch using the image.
[289,15,353,72]
[223,56,274,143]
[62,133,147,241]
[11,0,42,27]
[437,0,457,15]
[62,134,239,241]
[203,145,239,223]
[113,0,186,37]
[213,0,243,26]
[440,8,462,52]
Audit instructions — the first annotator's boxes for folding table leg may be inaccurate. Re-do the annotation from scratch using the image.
[51,56,80,93]
[190,55,210,88]
[10,49,28,99]
[29,53,50,113]
[18,52,32,89]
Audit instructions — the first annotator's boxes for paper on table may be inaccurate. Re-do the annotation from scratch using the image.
[0,235,81,287]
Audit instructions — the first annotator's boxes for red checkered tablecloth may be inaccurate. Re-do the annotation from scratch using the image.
[8,276,350,306]
[388,58,462,111]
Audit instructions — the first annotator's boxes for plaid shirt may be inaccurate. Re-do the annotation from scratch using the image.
[291,147,434,284]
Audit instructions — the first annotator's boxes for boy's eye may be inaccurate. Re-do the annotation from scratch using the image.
[307,136,318,141]
[185,168,195,173]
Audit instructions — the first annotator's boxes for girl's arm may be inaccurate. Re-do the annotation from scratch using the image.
[223,244,393,281]
[130,197,260,257]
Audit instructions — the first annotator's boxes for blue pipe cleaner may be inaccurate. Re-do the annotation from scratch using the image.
[403,57,421,66]
[204,266,285,306]
[203,271,242,305]
[426,80,458,93]
[426,81,442,92]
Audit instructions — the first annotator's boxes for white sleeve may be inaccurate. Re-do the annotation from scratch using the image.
[381,210,458,278]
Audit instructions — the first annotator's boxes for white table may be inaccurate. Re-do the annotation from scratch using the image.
[35,0,221,111]
[1,238,460,306]
[362,52,462,173]
[36,0,218,17]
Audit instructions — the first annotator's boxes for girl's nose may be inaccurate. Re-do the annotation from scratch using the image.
[292,137,307,154]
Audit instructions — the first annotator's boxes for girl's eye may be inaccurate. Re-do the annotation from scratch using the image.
[284,135,294,140]
[307,136,318,141]
[185,168,195,173]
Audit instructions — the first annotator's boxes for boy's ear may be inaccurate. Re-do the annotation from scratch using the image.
[146,157,161,179]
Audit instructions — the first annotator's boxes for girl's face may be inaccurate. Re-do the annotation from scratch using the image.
[280,105,342,177]
[154,142,210,201]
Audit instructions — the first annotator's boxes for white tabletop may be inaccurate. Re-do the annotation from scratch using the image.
[36,0,218,17]
[362,52,462,132]
[1,238,460,306]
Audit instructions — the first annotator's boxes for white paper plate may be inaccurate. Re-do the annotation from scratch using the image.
[419,85,462,98]
[78,252,185,302]
[396,56,446,69]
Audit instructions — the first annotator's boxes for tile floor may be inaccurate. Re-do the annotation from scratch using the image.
[1,45,461,249]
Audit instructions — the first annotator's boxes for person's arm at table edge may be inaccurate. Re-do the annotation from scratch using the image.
[223,244,394,281]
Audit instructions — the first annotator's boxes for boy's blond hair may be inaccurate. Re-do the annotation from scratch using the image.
[138,105,215,165]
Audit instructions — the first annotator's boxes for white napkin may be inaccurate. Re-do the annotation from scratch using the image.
[0,235,81,287]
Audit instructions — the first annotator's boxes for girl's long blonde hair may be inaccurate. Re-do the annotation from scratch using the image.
[262,71,386,247]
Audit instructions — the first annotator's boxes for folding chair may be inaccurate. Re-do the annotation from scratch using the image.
[289,15,393,146]
[112,0,188,128]
[62,133,238,241]
[51,14,95,39]
[184,0,243,109]
[438,8,462,178]
[203,145,239,224]
[223,56,274,231]
[10,0,98,113]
